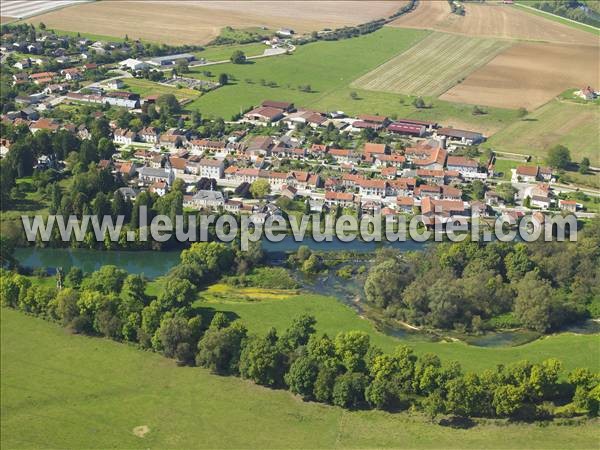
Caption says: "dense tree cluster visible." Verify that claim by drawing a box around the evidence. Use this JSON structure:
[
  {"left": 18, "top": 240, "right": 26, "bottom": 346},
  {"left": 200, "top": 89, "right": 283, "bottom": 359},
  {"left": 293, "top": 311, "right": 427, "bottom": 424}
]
[
  {"left": 364, "top": 221, "right": 600, "bottom": 333},
  {"left": 531, "top": 1, "right": 600, "bottom": 28},
  {"left": 0, "top": 242, "right": 263, "bottom": 360}
]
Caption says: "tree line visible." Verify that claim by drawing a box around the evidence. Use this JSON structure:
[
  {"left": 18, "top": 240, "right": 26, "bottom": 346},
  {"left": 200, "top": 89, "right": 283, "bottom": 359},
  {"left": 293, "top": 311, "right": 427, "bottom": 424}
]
[
  {"left": 1, "top": 249, "right": 598, "bottom": 421},
  {"left": 364, "top": 220, "right": 600, "bottom": 333}
]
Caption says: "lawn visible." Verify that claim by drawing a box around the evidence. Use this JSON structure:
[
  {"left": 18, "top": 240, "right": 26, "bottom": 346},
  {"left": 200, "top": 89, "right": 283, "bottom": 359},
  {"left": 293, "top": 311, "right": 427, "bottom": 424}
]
[
  {"left": 186, "top": 27, "right": 430, "bottom": 119},
  {"left": 483, "top": 99, "right": 600, "bottom": 166},
  {"left": 2, "top": 307, "right": 599, "bottom": 449},
  {"left": 351, "top": 32, "right": 512, "bottom": 97},
  {"left": 491, "top": 158, "right": 535, "bottom": 180},
  {"left": 121, "top": 79, "right": 201, "bottom": 102}
]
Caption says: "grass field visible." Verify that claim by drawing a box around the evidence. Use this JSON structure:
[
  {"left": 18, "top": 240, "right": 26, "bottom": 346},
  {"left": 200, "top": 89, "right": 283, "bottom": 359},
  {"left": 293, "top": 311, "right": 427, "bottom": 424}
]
[
  {"left": 2, "top": 307, "right": 599, "bottom": 449},
  {"left": 483, "top": 99, "right": 600, "bottom": 166},
  {"left": 120, "top": 79, "right": 201, "bottom": 102},
  {"left": 194, "top": 43, "right": 268, "bottom": 63},
  {"left": 39, "top": 27, "right": 129, "bottom": 43},
  {"left": 186, "top": 27, "right": 430, "bottom": 118},
  {"left": 190, "top": 290, "right": 600, "bottom": 373},
  {"left": 351, "top": 32, "right": 512, "bottom": 97}
]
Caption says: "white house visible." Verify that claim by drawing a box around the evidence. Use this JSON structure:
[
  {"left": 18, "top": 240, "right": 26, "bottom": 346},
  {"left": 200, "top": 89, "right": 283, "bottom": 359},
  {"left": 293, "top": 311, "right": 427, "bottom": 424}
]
[
  {"left": 106, "top": 79, "right": 124, "bottom": 90},
  {"left": 113, "top": 128, "right": 137, "bottom": 145},
  {"left": 197, "top": 159, "right": 224, "bottom": 179},
  {"left": 138, "top": 127, "right": 159, "bottom": 144},
  {"left": 187, "top": 190, "right": 225, "bottom": 210},
  {"left": 138, "top": 166, "right": 174, "bottom": 185},
  {"left": 446, "top": 156, "right": 479, "bottom": 176}
]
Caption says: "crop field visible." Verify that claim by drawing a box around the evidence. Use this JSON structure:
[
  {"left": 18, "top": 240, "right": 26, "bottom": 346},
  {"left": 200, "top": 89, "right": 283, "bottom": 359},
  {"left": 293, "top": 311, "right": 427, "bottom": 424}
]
[
  {"left": 351, "top": 32, "right": 512, "bottom": 97},
  {"left": 440, "top": 42, "right": 600, "bottom": 110},
  {"left": 388, "top": 1, "right": 599, "bottom": 46},
  {"left": 483, "top": 99, "right": 600, "bottom": 166},
  {"left": 25, "top": 0, "right": 408, "bottom": 45},
  {"left": 2, "top": 308, "right": 599, "bottom": 449},
  {"left": 0, "top": 0, "right": 85, "bottom": 19}
]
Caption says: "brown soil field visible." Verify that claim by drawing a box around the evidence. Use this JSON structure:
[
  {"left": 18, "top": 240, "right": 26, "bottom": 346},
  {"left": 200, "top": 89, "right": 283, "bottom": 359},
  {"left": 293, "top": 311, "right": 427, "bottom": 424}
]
[
  {"left": 26, "top": 0, "right": 408, "bottom": 45},
  {"left": 439, "top": 42, "right": 600, "bottom": 110},
  {"left": 389, "top": 1, "right": 599, "bottom": 46}
]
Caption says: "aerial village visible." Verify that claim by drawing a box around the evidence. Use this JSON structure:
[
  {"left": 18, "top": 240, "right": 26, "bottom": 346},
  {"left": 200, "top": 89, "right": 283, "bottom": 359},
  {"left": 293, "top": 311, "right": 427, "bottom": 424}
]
[{"left": 1, "top": 26, "right": 591, "bottom": 230}]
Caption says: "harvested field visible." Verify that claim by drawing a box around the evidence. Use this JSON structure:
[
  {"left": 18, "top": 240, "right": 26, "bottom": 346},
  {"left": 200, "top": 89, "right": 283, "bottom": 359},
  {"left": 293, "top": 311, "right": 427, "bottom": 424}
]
[
  {"left": 440, "top": 42, "right": 600, "bottom": 110},
  {"left": 351, "top": 32, "right": 512, "bottom": 97},
  {"left": 25, "top": 0, "right": 408, "bottom": 45},
  {"left": 1, "top": 0, "right": 85, "bottom": 19},
  {"left": 389, "top": 1, "right": 599, "bottom": 46}
]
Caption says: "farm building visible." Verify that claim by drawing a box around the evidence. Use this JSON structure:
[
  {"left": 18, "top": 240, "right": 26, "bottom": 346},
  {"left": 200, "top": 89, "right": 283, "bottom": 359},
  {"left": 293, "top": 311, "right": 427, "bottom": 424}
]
[
  {"left": 261, "top": 100, "right": 295, "bottom": 112},
  {"left": 436, "top": 128, "right": 484, "bottom": 145},
  {"left": 119, "top": 58, "right": 150, "bottom": 71},
  {"left": 244, "top": 106, "right": 284, "bottom": 124},
  {"left": 387, "top": 122, "right": 426, "bottom": 137},
  {"left": 146, "top": 53, "right": 196, "bottom": 66},
  {"left": 395, "top": 118, "right": 438, "bottom": 131}
]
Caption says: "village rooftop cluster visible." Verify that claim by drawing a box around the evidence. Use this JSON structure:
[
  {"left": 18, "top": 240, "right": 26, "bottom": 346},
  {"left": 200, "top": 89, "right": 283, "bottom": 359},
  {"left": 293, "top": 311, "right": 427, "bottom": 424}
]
[{"left": 1, "top": 27, "right": 593, "bottom": 242}]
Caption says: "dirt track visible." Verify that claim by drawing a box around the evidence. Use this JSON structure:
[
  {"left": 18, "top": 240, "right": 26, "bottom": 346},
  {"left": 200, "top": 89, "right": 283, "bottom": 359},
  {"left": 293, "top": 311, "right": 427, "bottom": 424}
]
[
  {"left": 440, "top": 42, "right": 600, "bottom": 110},
  {"left": 26, "top": 0, "right": 408, "bottom": 45},
  {"left": 389, "top": 1, "right": 599, "bottom": 46}
]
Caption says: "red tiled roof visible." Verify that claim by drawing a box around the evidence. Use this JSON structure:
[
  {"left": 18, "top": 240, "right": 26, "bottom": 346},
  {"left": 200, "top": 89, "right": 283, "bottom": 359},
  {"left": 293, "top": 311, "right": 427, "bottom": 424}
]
[
  {"left": 364, "top": 142, "right": 386, "bottom": 156},
  {"left": 447, "top": 156, "right": 478, "bottom": 168},
  {"left": 516, "top": 165, "right": 539, "bottom": 176}
]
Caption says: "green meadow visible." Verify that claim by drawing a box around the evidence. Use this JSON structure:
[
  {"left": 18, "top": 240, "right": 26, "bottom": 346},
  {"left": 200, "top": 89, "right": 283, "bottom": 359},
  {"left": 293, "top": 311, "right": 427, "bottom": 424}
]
[
  {"left": 2, "top": 307, "right": 599, "bottom": 449},
  {"left": 194, "top": 42, "right": 268, "bottom": 62},
  {"left": 185, "top": 28, "right": 430, "bottom": 119},
  {"left": 146, "top": 281, "right": 600, "bottom": 374},
  {"left": 483, "top": 99, "right": 600, "bottom": 166},
  {"left": 120, "top": 78, "right": 201, "bottom": 101}
]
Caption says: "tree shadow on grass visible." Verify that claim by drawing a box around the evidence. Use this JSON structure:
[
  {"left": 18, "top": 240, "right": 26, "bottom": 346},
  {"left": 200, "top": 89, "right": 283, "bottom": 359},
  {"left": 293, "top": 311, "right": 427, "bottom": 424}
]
[
  {"left": 11, "top": 198, "right": 46, "bottom": 212},
  {"left": 193, "top": 305, "right": 240, "bottom": 325},
  {"left": 438, "top": 416, "right": 477, "bottom": 429}
]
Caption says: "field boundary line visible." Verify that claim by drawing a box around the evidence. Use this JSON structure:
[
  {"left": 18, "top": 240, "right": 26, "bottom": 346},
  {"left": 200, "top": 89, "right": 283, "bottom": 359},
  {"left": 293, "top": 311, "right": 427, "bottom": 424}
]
[{"left": 515, "top": 3, "right": 600, "bottom": 33}]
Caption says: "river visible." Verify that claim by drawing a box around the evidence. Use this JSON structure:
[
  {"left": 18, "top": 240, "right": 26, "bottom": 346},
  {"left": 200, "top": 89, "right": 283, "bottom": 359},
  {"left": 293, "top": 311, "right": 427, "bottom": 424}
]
[
  {"left": 13, "top": 239, "right": 597, "bottom": 347},
  {"left": 14, "top": 236, "right": 430, "bottom": 277}
]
